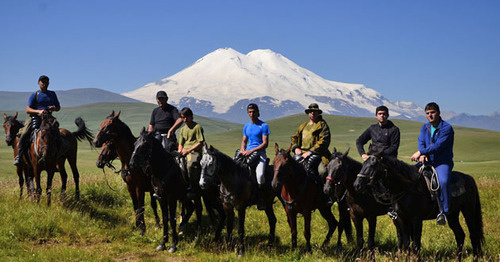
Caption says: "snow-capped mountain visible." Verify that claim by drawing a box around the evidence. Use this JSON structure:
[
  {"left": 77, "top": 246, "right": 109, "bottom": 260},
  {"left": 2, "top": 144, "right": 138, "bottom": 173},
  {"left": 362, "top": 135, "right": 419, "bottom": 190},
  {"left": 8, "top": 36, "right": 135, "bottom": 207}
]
[{"left": 123, "top": 48, "right": 422, "bottom": 122}]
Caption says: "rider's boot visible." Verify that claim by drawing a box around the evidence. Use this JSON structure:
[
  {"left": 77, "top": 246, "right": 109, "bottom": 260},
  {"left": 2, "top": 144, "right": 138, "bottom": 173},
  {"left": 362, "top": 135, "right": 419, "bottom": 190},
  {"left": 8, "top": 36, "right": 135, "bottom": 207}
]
[
  {"left": 13, "top": 136, "right": 26, "bottom": 166},
  {"left": 436, "top": 212, "right": 447, "bottom": 226}
]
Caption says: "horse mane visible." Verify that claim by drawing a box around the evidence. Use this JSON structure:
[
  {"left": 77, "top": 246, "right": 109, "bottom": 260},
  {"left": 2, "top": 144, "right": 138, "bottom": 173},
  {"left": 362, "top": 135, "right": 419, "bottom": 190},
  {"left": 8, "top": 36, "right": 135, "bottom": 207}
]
[
  {"left": 4, "top": 115, "right": 24, "bottom": 127},
  {"left": 383, "top": 156, "right": 420, "bottom": 182},
  {"left": 113, "top": 116, "right": 137, "bottom": 142}
]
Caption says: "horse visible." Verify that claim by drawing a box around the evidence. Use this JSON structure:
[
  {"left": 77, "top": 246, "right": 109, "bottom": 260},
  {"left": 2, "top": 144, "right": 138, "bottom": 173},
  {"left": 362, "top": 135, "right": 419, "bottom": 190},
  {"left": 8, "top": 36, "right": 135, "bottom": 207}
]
[
  {"left": 323, "top": 148, "right": 402, "bottom": 252},
  {"left": 96, "top": 141, "right": 118, "bottom": 169},
  {"left": 3, "top": 113, "right": 34, "bottom": 199},
  {"left": 93, "top": 111, "right": 161, "bottom": 233},
  {"left": 29, "top": 115, "right": 94, "bottom": 205},
  {"left": 272, "top": 143, "right": 338, "bottom": 253},
  {"left": 129, "top": 128, "right": 195, "bottom": 253},
  {"left": 353, "top": 148, "right": 484, "bottom": 261},
  {"left": 199, "top": 143, "right": 277, "bottom": 257}
]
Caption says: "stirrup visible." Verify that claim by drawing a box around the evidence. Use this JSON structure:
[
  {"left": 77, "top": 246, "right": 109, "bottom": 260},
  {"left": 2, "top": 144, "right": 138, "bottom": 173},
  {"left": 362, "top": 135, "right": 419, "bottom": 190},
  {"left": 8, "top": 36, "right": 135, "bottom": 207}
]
[
  {"left": 387, "top": 210, "right": 398, "bottom": 220},
  {"left": 436, "top": 212, "right": 447, "bottom": 226}
]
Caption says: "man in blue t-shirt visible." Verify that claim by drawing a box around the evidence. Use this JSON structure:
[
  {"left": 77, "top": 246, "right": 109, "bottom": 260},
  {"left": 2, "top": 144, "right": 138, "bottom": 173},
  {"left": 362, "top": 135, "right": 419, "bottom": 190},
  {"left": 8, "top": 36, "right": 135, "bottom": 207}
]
[
  {"left": 14, "top": 75, "right": 61, "bottom": 166},
  {"left": 239, "top": 103, "right": 270, "bottom": 210}
]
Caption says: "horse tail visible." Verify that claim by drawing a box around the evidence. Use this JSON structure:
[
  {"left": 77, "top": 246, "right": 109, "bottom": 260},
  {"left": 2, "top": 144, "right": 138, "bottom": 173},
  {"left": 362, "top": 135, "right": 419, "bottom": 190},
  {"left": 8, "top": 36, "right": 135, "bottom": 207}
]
[
  {"left": 72, "top": 117, "right": 95, "bottom": 148},
  {"left": 472, "top": 177, "right": 485, "bottom": 248}
]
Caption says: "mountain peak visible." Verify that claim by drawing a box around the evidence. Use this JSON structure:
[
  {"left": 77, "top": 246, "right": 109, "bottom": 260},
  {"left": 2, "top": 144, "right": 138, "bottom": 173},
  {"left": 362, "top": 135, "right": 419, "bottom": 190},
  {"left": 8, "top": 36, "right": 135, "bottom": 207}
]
[{"left": 122, "top": 47, "right": 422, "bottom": 121}]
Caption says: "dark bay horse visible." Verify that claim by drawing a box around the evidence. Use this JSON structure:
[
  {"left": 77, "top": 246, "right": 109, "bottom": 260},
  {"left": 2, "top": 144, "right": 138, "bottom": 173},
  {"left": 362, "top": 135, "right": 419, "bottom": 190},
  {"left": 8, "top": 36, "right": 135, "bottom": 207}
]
[
  {"left": 96, "top": 141, "right": 118, "bottom": 169},
  {"left": 324, "top": 148, "right": 401, "bottom": 251},
  {"left": 199, "top": 143, "right": 277, "bottom": 257},
  {"left": 353, "top": 151, "right": 484, "bottom": 261},
  {"left": 272, "top": 143, "right": 337, "bottom": 253},
  {"left": 3, "top": 113, "right": 33, "bottom": 198},
  {"left": 93, "top": 111, "right": 160, "bottom": 233},
  {"left": 30, "top": 115, "right": 93, "bottom": 205},
  {"left": 129, "top": 128, "right": 195, "bottom": 253}
]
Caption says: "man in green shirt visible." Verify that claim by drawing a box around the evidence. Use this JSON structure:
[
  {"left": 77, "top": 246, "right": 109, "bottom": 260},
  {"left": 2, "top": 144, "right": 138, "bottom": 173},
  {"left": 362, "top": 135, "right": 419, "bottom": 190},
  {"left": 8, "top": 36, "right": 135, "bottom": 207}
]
[{"left": 178, "top": 107, "right": 205, "bottom": 195}]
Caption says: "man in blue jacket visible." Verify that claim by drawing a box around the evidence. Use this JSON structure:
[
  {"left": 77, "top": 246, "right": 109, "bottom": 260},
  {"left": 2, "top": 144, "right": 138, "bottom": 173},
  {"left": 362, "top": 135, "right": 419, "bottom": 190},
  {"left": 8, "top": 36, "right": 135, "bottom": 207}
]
[{"left": 411, "top": 102, "right": 454, "bottom": 225}]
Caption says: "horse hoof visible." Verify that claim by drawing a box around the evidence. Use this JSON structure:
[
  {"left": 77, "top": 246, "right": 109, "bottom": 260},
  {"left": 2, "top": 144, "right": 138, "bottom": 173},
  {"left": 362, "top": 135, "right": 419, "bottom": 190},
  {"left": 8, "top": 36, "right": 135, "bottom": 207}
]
[
  {"left": 168, "top": 246, "right": 177, "bottom": 253},
  {"left": 155, "top": 245, "right": 166, "bottom": 251}
]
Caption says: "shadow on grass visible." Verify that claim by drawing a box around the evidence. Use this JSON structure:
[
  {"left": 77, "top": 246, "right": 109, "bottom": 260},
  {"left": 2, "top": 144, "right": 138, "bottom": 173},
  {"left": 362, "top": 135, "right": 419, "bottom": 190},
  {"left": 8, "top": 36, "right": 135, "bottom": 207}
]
[{"left": 60, "top": 187, "right": 127, "bottom": 227}]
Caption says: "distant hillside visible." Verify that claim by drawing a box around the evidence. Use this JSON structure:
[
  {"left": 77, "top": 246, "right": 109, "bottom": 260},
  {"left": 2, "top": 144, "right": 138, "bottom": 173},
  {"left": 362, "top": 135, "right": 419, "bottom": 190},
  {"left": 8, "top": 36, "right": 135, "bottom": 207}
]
[
  {"left": 2, "top": 102, "right": 241, "bottom": 136},
  {"left": 0, "top": 88, "right": 140, "bottom": 111}
]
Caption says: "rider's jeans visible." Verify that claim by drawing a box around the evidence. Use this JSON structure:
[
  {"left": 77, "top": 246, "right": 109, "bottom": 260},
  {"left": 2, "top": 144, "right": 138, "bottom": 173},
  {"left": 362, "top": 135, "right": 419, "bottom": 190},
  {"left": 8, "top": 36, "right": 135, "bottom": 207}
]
[{"left": 435, "top": 163, "right": 453, "bottom": 213}]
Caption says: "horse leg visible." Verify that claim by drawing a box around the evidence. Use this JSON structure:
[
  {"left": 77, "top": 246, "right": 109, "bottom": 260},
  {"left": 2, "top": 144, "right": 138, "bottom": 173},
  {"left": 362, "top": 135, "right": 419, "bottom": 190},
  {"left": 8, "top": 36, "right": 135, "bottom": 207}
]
[
  {"left": 137, "top": 190, "right": 146, "bottom": 235},
  {"left": 213, "top": 199, "right": 226, "bottom": 242},
  {"left": 194, "top": 195, "right": 203, "bottom": 234},
  {"left": 203, "top": 193, "right": 217, "bottom": 225},
  {"left": 126, "top": 185, "right": 142, "bottom": 233},
  {"left": 156, "top": 199, "right": 168, "bottom": 251},
  {"left": 447, "top": 211, "right": 465, "bottom": 261},
  {"left": 67, "top": 154, "right": 80, "bottom": 200},
  {"left": 353, "top": 215, "right": 365, "bottom": 250},
  {"left": 366, "top": 216, "right": 377, "bottom": 250},
  {"left": 225, "top": 205, "right": 235, "bottom": 245},
  {"left": 463, "top": 197, "right": 484, "bottom": 261},
  {"left": 288, "top": 210, "right": 298, "bottom": 249},
  {"left": 264, "top": 204, "right": 277, "bottom": 247},
  {"left": 179, "top": 199, "right": 195, "bottom": 234},
  {"left": 149, "top": 192, "right": 161, "bottom": 229},
  {"left": 46, "top": 169, "right": 55, "bottom": 206},
  {"left": 303, "top": 210, "right": 312, "bottom": 254},
  {"left": 410, "top": 218, "right": 423, "bottom": 258},
  {"left": 237, "top": 208, "right": 246, "bottom": 257},
  {"left": 168, "top": 199, "right": 179, "bottom": 253},
  {"left": 318, "top": 205, "right": 337, "bottom": 248},
  {"left": 337, "top": 199, "right": 353, "bottom": 248},
  {"left": 57, "top": 159, "right": 68, "bottom": 199},
  {"left": 33, "top": 165, "right": 42, "bottom": 203}
]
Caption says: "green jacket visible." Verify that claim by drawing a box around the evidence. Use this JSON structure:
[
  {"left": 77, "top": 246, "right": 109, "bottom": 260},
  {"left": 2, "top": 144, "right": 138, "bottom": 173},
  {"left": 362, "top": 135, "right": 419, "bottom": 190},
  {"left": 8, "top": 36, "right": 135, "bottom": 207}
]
[{"left": 291, "top": 118, "right": 331, "bottom": 164}]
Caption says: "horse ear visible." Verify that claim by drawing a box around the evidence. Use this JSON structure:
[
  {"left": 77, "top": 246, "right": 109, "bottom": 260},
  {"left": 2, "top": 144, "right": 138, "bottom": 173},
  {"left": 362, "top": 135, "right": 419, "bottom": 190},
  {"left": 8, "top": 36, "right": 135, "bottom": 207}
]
[
  {"left": 333, "top": 147, "right": 337, "bottom": 153},
  {"left": 203, "top": 142, "right": 208, "bottom": 153},
  {"left": 115, "top": 111, "right": 121, "bottom": 119},
  {"left": 3, "top": 113, "right": 7, "bottom": 121},
  {"left": 109, "top": 110, "right": 115, "bottom": 117},
  {"left": 141, "top": 126, "right": 146, "bottom": 134},
  {"left": 274, "top": 143, "right": 279, "bottom": 154},
  {"left": 342, "top": 147, "right": 350, "bottom": 158},
  {"left": 209, "top": 145, "right": 214, "bottom": 152},
  {"left": 14, "top": 112, "right": 18, "bottom": 119},
  {"left": 287, "top": 143, "right": 292, "bottom": 153}
]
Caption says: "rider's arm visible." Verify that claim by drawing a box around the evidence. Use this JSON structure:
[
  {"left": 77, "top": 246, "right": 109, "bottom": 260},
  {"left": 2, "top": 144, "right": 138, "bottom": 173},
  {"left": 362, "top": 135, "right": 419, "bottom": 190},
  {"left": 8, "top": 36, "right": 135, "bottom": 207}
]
[
  {"left": 148, "top": 124, "right": 154, "bottom": 132},
  {"left": 309, "top": 121, "right": 330, "bottom": 155},
  {"left": 167, "top": 118, "right": 183, "bottom": 138},
  {"left": 356, "top": 127, "right": 371, "bottom": 157},
  {"left": 248, "top": 134, "right": 269, "bottom": 154},
  {"left": 420, "top": 124, "right": 454, "bottom": 155},
  {"left": 291, "top": 122, "right": 306, "bottom": 154},
  {"left": 383, "top": 126, "right": 400, "bottom": 156},
  {"left": 25, "top": 105, "right": 44, "bottom": 116},
  {"left": 240, "top": 135, "right": 248, "bottom": 153}
]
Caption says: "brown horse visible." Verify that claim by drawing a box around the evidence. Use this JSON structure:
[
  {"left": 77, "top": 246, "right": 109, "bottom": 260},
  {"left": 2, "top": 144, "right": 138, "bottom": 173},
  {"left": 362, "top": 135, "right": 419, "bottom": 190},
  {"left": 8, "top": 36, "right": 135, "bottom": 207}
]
[
  {"left": 30, "top": 115, "right": 93, "bottom": 205},
  {"left": 324, "top": 148, "right": 402, "bottom": 251},
  {"left": 95, "top": 139, "right": 161, "bottom": 228},
  {"left": 93, "top": 111, "right": 161, "bottom": 233},
  {"left": 272, "top": 143, "right": 337, "bottom": 253},
  {"left": 3, "top": 113, "right": 34, "bottom": 198}
]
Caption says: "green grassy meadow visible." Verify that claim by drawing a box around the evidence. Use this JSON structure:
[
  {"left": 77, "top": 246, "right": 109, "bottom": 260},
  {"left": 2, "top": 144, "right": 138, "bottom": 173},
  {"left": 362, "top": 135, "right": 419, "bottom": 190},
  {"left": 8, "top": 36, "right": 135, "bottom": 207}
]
[{"left": 1, "top": 107, "right": 499, "bottom": 261}]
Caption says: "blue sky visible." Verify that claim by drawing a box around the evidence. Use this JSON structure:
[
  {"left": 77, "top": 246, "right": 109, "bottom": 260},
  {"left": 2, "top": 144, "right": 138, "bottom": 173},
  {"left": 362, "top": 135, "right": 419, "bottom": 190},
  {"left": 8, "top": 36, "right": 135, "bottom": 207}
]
[{"left": 1, "top": 1, "right": 499, "bottom": 115}]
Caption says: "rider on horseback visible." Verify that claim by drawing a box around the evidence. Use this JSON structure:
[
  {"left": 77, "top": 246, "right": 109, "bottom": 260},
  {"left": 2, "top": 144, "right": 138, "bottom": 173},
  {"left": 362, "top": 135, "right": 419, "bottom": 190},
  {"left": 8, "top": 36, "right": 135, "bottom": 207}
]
[
  {"left": 13, "top": 75, "right": 60, "bottom": 166},
  {"left": 239, "top": 103, "right": 270, "bottom": 210},
  {"left": 411, "top": 102, "right": 454, "bottom": 226},
  {"left": 291, "top": 103, "right": 331, "bottom": 199},
  {"left": 178, "top": 107, "right": 205, "bottom": 197},
  {"left": 148, "top": 91, "right": 183, "bottom": 151},
  {"left": 356, "top": 105, "right": 401, "bottom": 219}
]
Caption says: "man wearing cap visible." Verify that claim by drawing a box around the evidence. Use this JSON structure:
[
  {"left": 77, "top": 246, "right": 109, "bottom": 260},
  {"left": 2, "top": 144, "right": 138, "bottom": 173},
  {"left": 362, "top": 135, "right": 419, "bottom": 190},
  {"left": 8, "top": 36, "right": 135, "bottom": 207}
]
[
  {"left": 148, "top": 91, "right": 183, "bottom": 151},
  {"left": 291, "top": 103, "right": 331, "bottom": 185},
  {"left": 14, "top": 75, "right": 61, "bottom": 166},
  {"left": 356, "top": 105, "right": 400, "bottom": 161}
]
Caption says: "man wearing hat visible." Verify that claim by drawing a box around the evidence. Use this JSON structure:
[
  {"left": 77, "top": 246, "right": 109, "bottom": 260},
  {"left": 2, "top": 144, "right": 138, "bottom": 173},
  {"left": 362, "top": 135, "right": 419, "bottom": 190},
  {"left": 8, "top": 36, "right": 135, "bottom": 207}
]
[
  {"left": 14, "top": 75, "right": 61, "bottom": 166},
  {"left": 148, "top": 91, "right": 183, "bottom": 151},
  {"left": 291, "top": 103, "right": 331, "bottom": 185}
]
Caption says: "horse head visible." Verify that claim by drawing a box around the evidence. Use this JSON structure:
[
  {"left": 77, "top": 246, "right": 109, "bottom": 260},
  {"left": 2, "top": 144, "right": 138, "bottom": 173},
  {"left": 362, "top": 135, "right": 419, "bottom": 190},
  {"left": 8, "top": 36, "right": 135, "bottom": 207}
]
[
  {"left": 96, "top": 141, "right": 118, "bottom": 169},
  {"left": 271, "top": 143, "right": 294, "bottom": 190},
  {"left": 129, "top": 127, "right": 153, "bottom": 174},
  {"left": 324, "top": 147, "right": 350, "bottom": 196},
  {"left": 199, "top": 143, "right": 218, "bottom": 190},
  {"left": 353, "top": 145, "right": 386, "bottom": 192},
  {"left": 3, "top": 112, "right": 23, "bottom": 146},
  {"left": 37, "top": 115, "right": 59, "bottom": 161},
  {"left": 93, "top": 110, "right": 121, "bottom": 148}
]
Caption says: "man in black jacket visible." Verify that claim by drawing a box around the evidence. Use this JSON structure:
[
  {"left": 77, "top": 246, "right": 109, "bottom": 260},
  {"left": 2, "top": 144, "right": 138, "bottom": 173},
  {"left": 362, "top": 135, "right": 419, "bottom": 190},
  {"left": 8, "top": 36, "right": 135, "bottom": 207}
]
[{"left": 356, "top": 105, "right": 400, "bottom": 161}]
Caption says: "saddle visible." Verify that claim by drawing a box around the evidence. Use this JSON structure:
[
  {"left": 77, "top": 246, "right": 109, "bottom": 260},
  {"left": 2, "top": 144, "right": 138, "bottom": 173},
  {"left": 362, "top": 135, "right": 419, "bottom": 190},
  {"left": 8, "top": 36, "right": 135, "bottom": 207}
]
[{"left": 420, "top": 165, "right": 466, "bottom": 199}]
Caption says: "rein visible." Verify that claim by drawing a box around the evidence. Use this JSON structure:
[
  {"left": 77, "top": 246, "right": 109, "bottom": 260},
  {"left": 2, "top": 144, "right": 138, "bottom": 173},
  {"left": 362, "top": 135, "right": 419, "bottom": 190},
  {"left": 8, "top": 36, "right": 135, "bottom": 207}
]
[{"left": 101, "top": 164, "right": 125, "bottom": 192}]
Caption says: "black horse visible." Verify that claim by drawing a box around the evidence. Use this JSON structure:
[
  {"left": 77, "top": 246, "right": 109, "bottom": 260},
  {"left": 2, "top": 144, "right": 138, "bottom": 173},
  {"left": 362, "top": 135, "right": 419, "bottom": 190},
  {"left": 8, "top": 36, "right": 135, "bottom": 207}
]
[
  {"left": 353, "top": 148, "right": 484, "bottom": 261},
  {"left": 129, "top": 128, "right": 195, "bottom": 253},
  {"left": 324, "top": 148, "right": 401, "bottom": 251},
  {"left": 199, "top": 143, "right": 277, "bottom": 257}
]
